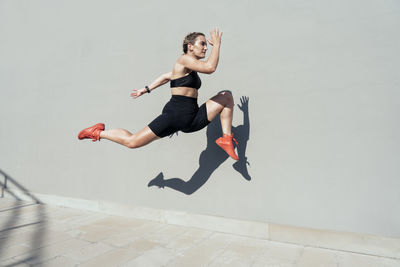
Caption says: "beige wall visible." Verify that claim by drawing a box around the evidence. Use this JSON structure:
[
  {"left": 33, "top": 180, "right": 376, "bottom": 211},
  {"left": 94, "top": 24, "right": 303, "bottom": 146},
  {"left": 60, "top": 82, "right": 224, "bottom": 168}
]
[{"left": 1, "top": 0, "right": 399, "bottom": 237}]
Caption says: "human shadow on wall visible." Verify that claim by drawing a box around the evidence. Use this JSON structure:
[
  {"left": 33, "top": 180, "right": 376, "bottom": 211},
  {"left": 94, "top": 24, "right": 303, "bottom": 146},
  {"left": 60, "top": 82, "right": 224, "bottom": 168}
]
[
  {"left": 148, "top": 96, "right": 250, "bottom": 195},
  {"left": 0, "top": 169, "right": 47, "bottom": 266}
]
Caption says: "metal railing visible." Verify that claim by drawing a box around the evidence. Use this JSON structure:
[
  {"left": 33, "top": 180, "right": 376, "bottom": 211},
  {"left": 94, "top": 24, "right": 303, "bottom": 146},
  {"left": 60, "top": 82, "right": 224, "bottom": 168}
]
[{"left": 0, "top": 170, "right": 7, "bottom": 198}]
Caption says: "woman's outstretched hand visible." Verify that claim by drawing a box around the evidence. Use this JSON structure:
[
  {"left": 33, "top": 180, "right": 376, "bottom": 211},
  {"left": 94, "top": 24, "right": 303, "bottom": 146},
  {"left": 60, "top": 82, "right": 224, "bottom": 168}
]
[
  {"left": 130, "top": 88, "right": 147, "bottom": 99},
  {"left": 207, "top": 28, "right": 222, "bottom": 47}
]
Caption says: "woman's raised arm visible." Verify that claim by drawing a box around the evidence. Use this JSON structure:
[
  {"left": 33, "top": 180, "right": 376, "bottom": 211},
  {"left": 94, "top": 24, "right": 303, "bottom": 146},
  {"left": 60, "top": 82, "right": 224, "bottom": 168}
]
[{"left": 180, "top": 28, "right": 223, "bottom": 74}]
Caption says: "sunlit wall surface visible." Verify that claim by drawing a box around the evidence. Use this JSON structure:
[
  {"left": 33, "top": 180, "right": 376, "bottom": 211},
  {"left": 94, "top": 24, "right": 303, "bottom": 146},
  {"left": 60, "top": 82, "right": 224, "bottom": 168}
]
[{"left": 1, "top": 0, "right": 399, "bottom": 237}]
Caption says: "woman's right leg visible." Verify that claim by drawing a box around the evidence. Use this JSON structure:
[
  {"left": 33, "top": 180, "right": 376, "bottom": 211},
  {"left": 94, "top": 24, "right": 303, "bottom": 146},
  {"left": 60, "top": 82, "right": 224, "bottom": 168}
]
[
  {"left": 100, "top": 126, "right": 160, "bottom": 149},
  {"left": 205, "top": 91, "right": 234, "bottom": 135},
  {"left": 205, "top": 91, "right": 239, "bottom": 160}
]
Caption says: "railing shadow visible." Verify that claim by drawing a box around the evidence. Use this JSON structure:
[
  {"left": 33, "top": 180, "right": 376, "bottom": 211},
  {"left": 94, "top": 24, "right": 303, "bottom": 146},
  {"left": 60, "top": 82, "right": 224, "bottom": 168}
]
[
  {"left": 148, "top": 96, "right": 251, "bottom": 195},
  {"left": 0, "top": 169, "right": 47, "bottom": 266}
]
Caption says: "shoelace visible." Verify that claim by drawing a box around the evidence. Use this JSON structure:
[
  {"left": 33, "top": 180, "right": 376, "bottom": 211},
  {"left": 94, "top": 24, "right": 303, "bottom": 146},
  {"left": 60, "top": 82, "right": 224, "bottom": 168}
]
[
  {"left": 230, "top": 133, "right": 238, "bottom": 146},
  {"left": 232, "top": 136, "right": 238, "bottom": 146},
  {"left": 92, "top": 129, "right": 101, "bottom": 141}
]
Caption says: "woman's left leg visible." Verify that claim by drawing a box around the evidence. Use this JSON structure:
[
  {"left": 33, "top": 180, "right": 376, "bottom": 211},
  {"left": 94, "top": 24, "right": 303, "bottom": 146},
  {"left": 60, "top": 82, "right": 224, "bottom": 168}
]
[
  {"left": 78, "top": 123, "right": 160, "bottom": 148},
  {"left": 99, "top": 126, "right": 160, "bottom": 148}
]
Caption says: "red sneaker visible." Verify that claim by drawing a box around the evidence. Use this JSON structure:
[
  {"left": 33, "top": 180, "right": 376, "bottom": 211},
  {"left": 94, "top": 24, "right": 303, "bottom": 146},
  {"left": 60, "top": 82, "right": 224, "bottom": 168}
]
[
  {"left": 78, "top": 123, "right": 105, "bottom": 142},
  {"left": 216, "top": 133, "right": 239, "bottom": 160}
]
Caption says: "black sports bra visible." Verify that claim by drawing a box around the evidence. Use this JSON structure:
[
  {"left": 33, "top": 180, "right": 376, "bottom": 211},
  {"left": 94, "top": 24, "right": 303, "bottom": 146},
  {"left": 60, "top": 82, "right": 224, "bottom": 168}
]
[{"left": 170, "top": 71, "right": 201, "bottom": 90}]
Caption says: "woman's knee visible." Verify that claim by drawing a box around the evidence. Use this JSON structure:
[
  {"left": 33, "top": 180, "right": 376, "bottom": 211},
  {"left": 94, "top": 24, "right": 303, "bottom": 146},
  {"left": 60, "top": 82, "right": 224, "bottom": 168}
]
[
  {"left": 219, "top": 91, "right": 234, "bottom": 107},
  {"left": 126, "top": 131, "right": 157, "bottom": 149}
]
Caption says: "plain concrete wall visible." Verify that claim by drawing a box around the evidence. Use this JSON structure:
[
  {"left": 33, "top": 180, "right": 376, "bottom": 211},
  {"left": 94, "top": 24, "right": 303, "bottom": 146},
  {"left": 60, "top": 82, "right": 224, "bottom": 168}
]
[{"left": 1, "top": 0, "right": 399, "bottom": 237}]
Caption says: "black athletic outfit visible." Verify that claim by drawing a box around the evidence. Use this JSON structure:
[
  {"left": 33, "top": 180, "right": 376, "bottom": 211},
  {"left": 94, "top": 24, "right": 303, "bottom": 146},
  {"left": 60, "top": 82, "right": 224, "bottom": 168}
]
[{"left": 148, "top": 71, "right": 210, "bottom": 137}]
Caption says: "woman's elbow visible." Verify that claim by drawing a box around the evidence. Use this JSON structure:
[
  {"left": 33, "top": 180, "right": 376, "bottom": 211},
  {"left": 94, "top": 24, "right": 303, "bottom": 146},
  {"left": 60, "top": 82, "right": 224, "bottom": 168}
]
[
  {"left": 163, "top": 72, "right": 172, "bottom": 81},
  {"left": 204, "top": 65, "right": 216, "bottom": 74}
]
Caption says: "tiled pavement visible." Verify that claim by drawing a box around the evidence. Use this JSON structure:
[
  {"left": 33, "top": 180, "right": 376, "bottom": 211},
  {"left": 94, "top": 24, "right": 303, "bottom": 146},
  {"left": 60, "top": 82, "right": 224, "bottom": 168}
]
[{"left": 0, "top": 198, "right": 399, "bottom": 267}]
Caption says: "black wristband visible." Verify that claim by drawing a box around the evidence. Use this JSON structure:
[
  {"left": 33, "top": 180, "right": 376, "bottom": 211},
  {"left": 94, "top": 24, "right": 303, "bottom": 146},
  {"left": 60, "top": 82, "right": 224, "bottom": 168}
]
[{"left": 145, "top": 86, "right": 151, "bottom": 93}]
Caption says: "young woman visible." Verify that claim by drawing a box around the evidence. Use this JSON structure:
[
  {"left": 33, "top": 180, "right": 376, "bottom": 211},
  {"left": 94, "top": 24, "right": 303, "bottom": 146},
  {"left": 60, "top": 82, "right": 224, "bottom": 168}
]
[{"left": 78, "top": 28, "right": 238, "bottom": 160}]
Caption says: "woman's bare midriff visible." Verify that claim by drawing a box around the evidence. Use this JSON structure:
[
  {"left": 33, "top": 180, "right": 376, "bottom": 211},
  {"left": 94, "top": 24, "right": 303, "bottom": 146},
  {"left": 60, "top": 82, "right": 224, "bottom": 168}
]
[{"left": 171, "top": 87, "right": 198, "bottom": 98}]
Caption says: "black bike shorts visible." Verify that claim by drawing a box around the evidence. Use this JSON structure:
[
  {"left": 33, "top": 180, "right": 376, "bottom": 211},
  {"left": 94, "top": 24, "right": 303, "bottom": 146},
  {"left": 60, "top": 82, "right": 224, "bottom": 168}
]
[{"left": 148, "top": 95, "right": 210, "bottom": 138}]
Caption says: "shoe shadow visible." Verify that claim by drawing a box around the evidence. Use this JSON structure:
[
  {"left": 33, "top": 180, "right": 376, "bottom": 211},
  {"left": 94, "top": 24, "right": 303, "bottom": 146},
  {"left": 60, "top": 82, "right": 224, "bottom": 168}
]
[{"left": 148, "top": 96, "right": 251, "bottom": 195}]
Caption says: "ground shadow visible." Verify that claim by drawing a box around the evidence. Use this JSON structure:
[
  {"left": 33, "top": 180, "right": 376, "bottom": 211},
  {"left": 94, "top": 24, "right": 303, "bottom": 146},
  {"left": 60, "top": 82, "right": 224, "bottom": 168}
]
[
  {"left": 148, "top": 96, "right": 250, "bottom": 195},
  {"left": 0, "top": 169, "right": 47, "bottom": 266}
]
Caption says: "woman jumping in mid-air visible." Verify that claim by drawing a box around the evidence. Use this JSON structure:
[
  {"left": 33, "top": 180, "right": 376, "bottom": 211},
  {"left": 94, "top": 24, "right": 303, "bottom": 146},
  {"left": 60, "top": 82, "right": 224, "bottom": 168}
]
[{"left": 78, "top": 28, "right": 238, "bottom": 160}]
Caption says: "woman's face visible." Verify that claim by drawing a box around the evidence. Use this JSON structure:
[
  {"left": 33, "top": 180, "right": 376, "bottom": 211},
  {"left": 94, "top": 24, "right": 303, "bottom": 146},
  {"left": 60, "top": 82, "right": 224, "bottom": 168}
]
[{"left": 189, "top": 36, "right": 208, "bottom": 59}]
